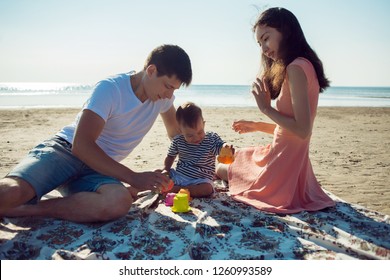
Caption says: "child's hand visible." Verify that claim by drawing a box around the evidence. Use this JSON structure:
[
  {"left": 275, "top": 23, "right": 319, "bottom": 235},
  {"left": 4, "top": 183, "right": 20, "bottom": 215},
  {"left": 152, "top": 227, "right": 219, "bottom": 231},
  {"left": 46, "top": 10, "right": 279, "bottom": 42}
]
[
  {"left": 154, "top": 169, "right": 171, "bottom": 175},
  {"left": 223, "top": 144, "right": 235, "bottom": 155}
]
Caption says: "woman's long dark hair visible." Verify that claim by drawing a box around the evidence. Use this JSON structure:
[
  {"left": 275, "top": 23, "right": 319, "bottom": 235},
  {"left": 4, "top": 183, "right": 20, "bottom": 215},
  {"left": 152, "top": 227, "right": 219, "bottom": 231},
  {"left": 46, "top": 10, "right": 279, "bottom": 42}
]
[{"left": 254, "top": 7, "right": 330, "bottom": 99}]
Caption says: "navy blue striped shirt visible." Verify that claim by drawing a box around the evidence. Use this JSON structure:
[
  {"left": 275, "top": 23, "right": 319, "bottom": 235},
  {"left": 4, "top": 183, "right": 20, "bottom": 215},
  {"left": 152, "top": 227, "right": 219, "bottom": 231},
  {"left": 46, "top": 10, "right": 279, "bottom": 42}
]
[{"left": 167, "top": 132, "right": 225, "bottom": 180}]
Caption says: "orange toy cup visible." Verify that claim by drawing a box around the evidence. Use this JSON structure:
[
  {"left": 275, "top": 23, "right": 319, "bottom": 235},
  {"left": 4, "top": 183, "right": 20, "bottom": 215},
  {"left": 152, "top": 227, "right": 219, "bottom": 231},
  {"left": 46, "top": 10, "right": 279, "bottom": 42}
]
[
  {"left": 178, "top": 188, "right": 191, "bottom": 201},
  {"left": 217, "top": 146, "right": 234, "bottom": 164},
  {"left": 217, "top": 156, "right": 234, "bottom": 164}
]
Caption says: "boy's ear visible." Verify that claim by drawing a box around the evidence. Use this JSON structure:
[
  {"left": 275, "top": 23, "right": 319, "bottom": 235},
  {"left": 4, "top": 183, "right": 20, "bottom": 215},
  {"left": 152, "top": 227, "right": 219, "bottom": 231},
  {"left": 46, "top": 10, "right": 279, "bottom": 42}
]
[{"left": 146, "top": 64, "right": 157, "bottom": 77}]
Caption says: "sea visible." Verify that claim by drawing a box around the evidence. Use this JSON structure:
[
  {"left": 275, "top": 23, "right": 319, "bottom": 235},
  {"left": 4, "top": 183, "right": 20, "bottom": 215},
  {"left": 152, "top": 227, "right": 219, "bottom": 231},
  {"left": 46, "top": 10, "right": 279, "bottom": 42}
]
[{"left": 1, "top": 83, "right": 390, "bottom": 108}]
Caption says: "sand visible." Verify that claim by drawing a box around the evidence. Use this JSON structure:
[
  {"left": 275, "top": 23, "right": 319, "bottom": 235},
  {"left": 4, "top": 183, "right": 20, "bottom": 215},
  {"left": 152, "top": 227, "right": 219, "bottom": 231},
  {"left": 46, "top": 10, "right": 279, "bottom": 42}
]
[{"left": 0, "top": 107, "right": 389, "bottom": 215}]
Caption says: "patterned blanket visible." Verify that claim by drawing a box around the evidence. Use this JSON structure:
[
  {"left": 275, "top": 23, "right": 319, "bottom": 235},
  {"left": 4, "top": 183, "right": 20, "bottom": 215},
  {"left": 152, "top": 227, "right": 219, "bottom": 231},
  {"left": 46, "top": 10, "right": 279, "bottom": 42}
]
[{"left": 1, "top": 181, "right": 389, "bottom": 260}]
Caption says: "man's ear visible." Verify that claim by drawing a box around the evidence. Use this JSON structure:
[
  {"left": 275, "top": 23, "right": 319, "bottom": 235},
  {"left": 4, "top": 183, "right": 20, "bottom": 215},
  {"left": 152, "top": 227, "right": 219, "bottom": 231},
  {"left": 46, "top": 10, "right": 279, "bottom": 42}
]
[{"left": 146, "top": 64, "right": 157, "bottom": 77}]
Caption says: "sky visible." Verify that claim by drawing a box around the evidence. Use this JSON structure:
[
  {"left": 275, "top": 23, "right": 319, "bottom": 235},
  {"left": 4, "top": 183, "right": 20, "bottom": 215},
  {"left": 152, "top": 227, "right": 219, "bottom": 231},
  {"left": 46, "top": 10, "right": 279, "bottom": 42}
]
[{"left": 0, "top": 0, "right": 389, "bottom": 87}]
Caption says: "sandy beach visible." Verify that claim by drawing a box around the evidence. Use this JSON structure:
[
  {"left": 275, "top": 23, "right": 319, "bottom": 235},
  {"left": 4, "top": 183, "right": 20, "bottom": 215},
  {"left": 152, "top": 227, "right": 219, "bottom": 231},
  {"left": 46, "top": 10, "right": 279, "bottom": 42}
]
[{"left": 0, "top": 107, "right": 389, "bottom": 215}]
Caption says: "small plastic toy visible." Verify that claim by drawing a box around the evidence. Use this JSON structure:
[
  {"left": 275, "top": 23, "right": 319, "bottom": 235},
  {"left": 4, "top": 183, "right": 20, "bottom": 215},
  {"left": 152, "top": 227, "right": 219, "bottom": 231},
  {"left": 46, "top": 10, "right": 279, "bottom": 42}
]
[
  {"left": 161, "top": 179, "right": 174, "bottom": 193},
  {"left": 178, "top": 188, "right": 191, "bottom": 201},
  {"left": 171, "top": 193, "right": 191, "bottom": 213},
  {"left": 165, "top": 192, "right": 176, "bottom": 206},
  {"left": 217, "top": 146, "right": 234, "bottom": 164}
]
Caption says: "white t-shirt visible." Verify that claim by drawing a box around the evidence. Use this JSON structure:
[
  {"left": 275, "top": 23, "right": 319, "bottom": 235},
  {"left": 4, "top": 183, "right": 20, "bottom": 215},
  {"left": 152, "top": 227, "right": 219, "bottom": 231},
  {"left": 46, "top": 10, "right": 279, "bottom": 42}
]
[{"left": 57, "top": 72, "right": 174, "bottom": 162}]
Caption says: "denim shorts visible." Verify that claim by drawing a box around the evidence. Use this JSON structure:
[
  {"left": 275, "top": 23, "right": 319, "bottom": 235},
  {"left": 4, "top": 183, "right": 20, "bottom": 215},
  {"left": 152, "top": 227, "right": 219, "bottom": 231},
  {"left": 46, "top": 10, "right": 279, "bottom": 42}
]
[
  {"left": 169, "top": 169, "right": 214, "bottom": 187},
  {"left": 7, "top": 136, "right": 124, "bottom": 203}
]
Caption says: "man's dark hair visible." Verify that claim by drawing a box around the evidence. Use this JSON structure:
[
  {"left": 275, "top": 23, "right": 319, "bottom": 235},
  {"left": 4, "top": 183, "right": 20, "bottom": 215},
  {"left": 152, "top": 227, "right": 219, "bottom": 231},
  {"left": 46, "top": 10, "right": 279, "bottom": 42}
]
[{"left": 144, "top": 44, "right": 192, "bottom": 86}]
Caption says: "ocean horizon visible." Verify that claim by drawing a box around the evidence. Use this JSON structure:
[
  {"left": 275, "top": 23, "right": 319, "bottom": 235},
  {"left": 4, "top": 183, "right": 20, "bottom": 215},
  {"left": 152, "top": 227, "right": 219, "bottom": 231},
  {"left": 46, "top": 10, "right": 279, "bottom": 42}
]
[{"left": 1, "top": 83, "right": 390, "bottom": 108}]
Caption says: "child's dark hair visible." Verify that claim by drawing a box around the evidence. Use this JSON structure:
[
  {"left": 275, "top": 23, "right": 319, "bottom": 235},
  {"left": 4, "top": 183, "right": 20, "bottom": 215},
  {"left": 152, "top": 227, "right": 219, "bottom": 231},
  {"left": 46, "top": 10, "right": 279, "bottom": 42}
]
[
  {"left": 176, "top": 102, "right": 203, "bottom": 128},
  {"left": 253, "top": 7, "right": 330, "bottom": 99},
  {"left": 144, "top": 44, "right": 192, "bottom": 87}
]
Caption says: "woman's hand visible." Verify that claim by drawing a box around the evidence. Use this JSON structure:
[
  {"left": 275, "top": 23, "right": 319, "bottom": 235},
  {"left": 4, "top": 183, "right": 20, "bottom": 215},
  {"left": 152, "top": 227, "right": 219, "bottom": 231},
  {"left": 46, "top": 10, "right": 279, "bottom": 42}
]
[
  {"left": 232, "top": 120, "right": 257, "bottom": 134},
  {"left": 233, "top": 120, "right": 276, "bottom": 135},
  {"left": 252, "top": 77, "right": 271, "bottom": 114}
]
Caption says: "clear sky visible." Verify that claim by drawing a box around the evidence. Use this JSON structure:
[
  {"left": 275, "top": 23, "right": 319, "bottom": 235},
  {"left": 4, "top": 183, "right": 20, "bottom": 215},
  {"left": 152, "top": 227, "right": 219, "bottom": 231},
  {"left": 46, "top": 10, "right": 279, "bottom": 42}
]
[{"left": 1, "top": 0, "right": 389, "bottom": 86}]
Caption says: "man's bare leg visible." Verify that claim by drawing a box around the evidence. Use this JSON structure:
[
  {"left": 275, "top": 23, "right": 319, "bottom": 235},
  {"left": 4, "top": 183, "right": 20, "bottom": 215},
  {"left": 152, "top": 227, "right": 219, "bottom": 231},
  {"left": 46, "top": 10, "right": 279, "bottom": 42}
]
[
  {"left": 1, "top": 184, "right": 133, "bottom": 223},
  {"left": 0, "top": 177, "right": 36, "bottom": 213}
]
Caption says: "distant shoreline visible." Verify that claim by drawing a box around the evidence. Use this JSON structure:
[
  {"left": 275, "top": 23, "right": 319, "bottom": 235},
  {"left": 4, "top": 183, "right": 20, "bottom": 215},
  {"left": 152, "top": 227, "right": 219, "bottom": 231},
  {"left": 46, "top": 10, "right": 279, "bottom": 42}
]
[
  {"left": 1, "top": 105, "right": 390, "bottom": 110},
  {"left": 1, "top": 84, "right": 390, "bottom": 108}
]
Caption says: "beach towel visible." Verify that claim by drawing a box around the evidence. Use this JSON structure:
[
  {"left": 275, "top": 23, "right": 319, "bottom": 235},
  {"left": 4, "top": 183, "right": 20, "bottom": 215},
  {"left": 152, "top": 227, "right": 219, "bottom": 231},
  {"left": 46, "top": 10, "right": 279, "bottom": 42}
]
[{"left": 0, "top": 181, "right": 389, "bottom": 260}]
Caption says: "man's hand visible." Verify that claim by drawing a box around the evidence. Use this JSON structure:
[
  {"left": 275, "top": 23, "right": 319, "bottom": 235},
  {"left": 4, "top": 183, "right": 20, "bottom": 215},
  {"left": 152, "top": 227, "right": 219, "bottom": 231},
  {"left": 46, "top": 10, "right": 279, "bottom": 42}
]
[{"left": 130, "top": 171, "right": 171, "bottom": 193}]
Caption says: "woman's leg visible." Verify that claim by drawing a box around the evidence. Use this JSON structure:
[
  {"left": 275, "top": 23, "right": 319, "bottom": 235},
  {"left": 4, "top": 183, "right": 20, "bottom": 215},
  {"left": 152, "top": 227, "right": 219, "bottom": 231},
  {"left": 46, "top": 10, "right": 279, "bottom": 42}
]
[{"left": 216, "top": 163, "right": 229, "bottom": 181}]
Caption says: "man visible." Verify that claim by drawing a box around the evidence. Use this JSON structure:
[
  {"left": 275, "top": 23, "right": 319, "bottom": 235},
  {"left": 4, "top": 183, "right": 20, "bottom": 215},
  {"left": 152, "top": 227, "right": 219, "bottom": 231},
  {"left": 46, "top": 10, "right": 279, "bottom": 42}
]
[{"left": 0, "top": 44, "right": 192, "bottom": 223}]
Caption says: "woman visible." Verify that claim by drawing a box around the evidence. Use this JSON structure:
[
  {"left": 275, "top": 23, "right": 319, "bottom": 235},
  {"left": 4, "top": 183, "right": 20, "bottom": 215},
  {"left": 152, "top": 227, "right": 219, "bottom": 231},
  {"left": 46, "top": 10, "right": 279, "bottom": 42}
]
[{"left": 216, "top": 7, "right": 335, "bottom": 214}]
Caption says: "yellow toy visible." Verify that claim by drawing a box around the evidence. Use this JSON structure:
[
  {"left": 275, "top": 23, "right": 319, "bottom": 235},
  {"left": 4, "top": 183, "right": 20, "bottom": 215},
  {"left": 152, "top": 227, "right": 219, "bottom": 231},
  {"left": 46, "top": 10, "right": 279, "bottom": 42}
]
[{"left": 171, "top": 193, "right": 191, "bottom": 213}]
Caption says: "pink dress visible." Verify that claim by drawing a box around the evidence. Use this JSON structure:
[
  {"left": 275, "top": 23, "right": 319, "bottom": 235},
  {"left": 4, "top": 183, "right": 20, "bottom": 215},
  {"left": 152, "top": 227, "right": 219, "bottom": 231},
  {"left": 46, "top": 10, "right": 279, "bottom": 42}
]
[{"left": 228, "top": 57, "right": 335, "bottom": 214}]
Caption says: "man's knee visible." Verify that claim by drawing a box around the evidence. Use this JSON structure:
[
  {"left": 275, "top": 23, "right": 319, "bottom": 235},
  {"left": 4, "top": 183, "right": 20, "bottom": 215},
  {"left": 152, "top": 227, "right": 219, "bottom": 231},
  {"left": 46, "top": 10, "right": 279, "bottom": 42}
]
[
  {"left": 99, "top": 198, "right": 133, "bottom": 221},
  {"left": 96, "top": 186, "right": 133, "bottom": 221},
  {"left": 0, "top": 177, "right": 36, "bottom": 208}
]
